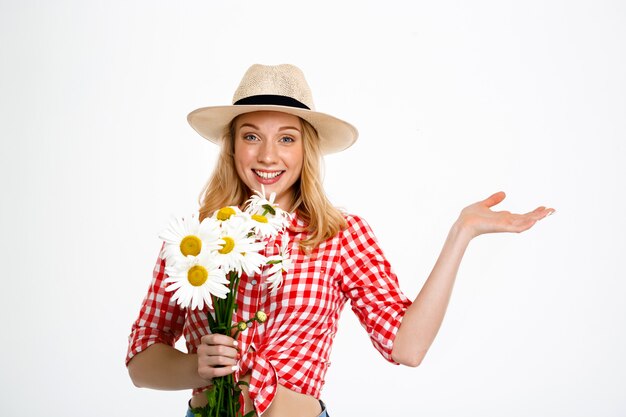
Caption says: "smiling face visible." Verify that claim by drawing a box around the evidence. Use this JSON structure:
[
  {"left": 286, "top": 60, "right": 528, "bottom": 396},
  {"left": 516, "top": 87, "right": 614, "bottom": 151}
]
[{"left": 233, "top": 111, "right": 304, "bottom": 210}]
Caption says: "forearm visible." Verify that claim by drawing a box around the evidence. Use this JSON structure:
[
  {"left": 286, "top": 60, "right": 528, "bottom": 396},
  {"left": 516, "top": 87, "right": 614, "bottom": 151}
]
[
  {"left": 127, "top": 343, "right": 209, "bottom": 390},
  {"left": 392, "top": 220, "right": 472, "bottom": 366}
]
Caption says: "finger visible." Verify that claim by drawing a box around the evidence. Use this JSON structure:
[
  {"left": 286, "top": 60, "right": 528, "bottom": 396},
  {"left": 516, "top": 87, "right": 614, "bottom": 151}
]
[
  {"left": 542, "top": 208, "right": 556, "bottom": 218},
  {"left": 201, "top": 334, "right": 238, "bottom": 348},
  {"left": 198, "top": 342, "right": 239, "bottom": 359},
  {"left": 482, "top": 191, "right": 506, "bottom": 208},
  {"left": 199, "top": 352, "right": 238, "bottom": 367},
  {"left": 510, "top": 206, "right": 557, "bottom": 230},
  {"left": 521, "top": 207, "right": 546, "bottom": 220},
  {"left": 528, "top": 206, "right": 555, "bottom": 220},
  {"left": 198, "top": 362, "right": 239, "bottom": 380}
]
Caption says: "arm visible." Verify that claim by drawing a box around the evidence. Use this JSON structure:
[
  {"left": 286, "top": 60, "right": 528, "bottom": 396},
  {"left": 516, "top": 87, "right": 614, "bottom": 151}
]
[
  {"left": 391, "top": 191, "right": 554, "bottom": 367},
  {"left": 126, "top": 244, "right": 239, "bottom": 390},
  {"left": 128, "top": 335, "right": 240, "bottom": 390},
  {"left": 128, "top": 343, "right": 206, "bottom": 390}
]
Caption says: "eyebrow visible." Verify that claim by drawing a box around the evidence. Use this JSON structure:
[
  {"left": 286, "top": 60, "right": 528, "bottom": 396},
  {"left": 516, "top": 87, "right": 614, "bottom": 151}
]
[{"left": 238, "top": 123, "right": 301, "bottom": 133}]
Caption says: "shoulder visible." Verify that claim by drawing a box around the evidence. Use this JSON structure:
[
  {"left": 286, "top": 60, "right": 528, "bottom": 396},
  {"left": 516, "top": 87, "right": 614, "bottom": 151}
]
[
  {"left": 339, "top": 212, "right": 378, "bottom": 242},
  {"left": 341, "top": 212, "right": 372, "bottom": 230},
  {"left": 336, "top": 212, "right": 390, "bottom": 267}
]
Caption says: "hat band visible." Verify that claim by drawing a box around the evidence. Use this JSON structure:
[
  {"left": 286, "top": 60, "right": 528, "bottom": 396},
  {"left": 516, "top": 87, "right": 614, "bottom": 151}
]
[{"left": 233, "top": 94, "right": 310, "bottom": 110}]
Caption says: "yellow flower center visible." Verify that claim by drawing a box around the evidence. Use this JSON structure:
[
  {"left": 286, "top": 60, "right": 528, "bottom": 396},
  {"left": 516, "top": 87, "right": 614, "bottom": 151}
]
[
  {"left": 219, "top": 236, "right": 235, "bottom": 254},
  {"left": 252, "top": 214, "right": 268, "bottom": 223},
  {"left": 216, "top": 207, "right": 236, "bottom": 221},
  {"left": 187, "top": 265, "right": 208, "bottom": 287},
  {"left": 180, "top": 235, "right": 202, "bottom": 257}
]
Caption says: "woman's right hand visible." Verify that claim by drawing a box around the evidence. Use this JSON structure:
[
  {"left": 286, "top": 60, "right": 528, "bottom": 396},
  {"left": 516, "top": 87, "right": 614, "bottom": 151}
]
[{"left": 197, "top": 334, "right": 240, "bottom": 381}]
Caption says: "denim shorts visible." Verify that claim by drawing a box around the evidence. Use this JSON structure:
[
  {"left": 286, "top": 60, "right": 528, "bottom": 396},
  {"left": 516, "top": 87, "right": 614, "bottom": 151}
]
[{"left": 186, "top": 400, "right": 329, "bottom": 417}]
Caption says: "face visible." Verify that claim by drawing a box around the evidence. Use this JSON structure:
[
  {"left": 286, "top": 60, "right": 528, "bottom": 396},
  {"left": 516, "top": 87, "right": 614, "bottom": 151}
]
[{"left": 233, "top": 111, "right": 304, "bottom": 209}]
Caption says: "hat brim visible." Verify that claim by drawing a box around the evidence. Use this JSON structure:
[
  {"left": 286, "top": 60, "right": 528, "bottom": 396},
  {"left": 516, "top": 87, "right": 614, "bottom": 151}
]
[{"left": 187, "top": 105, "right": 358, "bottom": 155}]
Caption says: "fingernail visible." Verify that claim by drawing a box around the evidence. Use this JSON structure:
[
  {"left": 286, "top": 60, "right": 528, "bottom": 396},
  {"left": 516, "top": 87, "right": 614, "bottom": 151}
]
[
  {"left": 233, "top": 340, "right": 238, "bottom": 347},
  {"left": 231, "top": 365, "right": 239, "bottom": 371}
]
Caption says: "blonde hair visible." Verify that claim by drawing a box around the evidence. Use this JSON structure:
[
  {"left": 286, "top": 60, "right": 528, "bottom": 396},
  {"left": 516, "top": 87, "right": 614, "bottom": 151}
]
[{"left": 198, "top": 115, "right": 346, "bottom": 252}]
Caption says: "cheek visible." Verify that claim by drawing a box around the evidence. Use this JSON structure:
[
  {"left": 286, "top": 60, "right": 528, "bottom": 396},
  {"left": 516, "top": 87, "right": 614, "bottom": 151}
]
[
  {"left": 233, "top": 150, "right": 253, "bottom": 186},
  {"left": 286, "top": 144, "right": 304, "bottom": 172},
  {"left": 295, "top": 150, "right": 304, "bottom": 176},
  {"left": 233, "top": 145, "right": 251, "bottom": 170},
  {"left": 294, "top": 157, "right": 304, "bottom": 177}
]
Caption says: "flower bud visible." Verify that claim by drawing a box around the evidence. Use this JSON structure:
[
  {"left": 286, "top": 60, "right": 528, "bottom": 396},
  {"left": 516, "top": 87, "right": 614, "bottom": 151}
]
[{"left": 255, "top": 311, "right": 268, "bottom": 323}]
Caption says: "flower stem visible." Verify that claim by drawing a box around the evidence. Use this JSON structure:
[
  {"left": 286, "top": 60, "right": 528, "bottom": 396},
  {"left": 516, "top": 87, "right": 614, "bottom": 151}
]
[{"left": 200, "top": 271, "right": 243, "bottom": 417}]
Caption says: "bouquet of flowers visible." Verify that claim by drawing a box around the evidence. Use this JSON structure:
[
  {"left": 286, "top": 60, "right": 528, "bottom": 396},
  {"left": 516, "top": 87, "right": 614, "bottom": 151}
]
[{"left": 158, "top": 188, "right": 293, "bottom": 417}]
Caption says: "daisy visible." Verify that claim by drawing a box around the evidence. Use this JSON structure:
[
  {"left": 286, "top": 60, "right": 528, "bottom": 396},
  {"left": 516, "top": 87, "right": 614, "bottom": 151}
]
[
  {"left": 265, "top": 235, "right": 293, "bottom": 294},
  {"left": 214, "top": 216, "right": 268, "bottom": 275},
  {"left": 244, "top": 185, "right": 277, "bottom": 212},
  {"left": 158, "top": 214, "right": 223, "bottom": 263},
  {"left": 163, "top": 252, "right": 229, "bottom": 310},
  {"left": 212, "top": 205, "right": 244, "bottom": 222},
  {"left": 244, "top": 187, "right": 291, "bottom": 238},
  {"left": 248, "top": 212, "right": 288, "bottom": 239}
]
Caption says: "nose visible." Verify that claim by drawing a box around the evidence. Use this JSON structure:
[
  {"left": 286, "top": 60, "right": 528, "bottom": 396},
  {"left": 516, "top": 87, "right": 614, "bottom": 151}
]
[{"left": 257, "top": 140, "right": 278, "bottom": 165}]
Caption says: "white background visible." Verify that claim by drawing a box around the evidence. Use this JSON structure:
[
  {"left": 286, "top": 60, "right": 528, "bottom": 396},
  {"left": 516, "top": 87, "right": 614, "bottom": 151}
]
[{"left": 1, "top": 1, "right": 625, "bottom": 416}]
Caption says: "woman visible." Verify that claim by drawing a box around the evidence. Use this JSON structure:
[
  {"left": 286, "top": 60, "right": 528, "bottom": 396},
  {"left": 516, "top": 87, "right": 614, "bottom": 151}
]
[{"left": 126, "top": 64, "right": 554, "bottom": 417}]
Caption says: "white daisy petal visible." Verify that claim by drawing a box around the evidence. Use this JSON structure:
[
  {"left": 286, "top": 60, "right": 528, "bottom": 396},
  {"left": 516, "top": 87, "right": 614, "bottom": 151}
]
[
  {"left": 198, "top": 217, "right": 225, "bottom": 251},
  {"left": 263, "top": 235, "right": 292, "bottom": 293},
  {"left": 159, "top": 212, "right": 223, "bottom": 265},
  {"left": 212, "top": 217, "right": 268, "bottom": 275},
  {"left": 243, "top": 188, "right": 291, "bottom": 239},
  {"left": 162, "top": 252, "right": 228, "bottom": 310}
]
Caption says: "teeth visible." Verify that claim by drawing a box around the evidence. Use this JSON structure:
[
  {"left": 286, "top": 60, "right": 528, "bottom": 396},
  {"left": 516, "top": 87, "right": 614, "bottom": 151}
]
[{"left": 255, "top": 170, "right": 282, "bottom": 179}]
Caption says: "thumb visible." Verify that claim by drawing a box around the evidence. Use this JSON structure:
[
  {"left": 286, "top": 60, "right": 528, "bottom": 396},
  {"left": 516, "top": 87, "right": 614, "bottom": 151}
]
[{"left": 482, "top": 191, "right": 506, "bottom": 208}]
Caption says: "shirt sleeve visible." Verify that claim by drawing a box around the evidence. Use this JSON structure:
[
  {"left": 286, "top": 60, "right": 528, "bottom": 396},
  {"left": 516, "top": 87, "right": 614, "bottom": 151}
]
[
  {"left": 339, "top": 215, "right": 413, "bottom": 364},
  {"left": 125, "top": 244, "right": 186, "bottom": 366}
]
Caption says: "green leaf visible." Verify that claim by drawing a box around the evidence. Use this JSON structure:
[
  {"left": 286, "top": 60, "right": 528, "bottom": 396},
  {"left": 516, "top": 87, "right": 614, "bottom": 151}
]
[
  {"left": 267, "top": 260, "right": 281, "bottom": 265},
  {"left": 236, "top": 380, "right": 250, "bottom": 388},
  {"left": 262, "top": 204, "right": 276, "bottom": 215}
]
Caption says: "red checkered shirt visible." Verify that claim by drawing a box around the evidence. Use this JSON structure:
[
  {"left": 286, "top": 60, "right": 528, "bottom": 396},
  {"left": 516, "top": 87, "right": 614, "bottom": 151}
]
[{"left": 126, "top": 214, "right": 412, "bottom": 415}]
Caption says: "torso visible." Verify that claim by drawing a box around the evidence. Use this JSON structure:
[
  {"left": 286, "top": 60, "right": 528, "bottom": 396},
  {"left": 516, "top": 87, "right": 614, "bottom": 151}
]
[
  {"left": 183, "top": 214, "right": 408, "bottom": 416},
  {"left": 190, "top": 373, "right": 322, "bottom": 417},
  {"left": 187, "top": 222, "right": 344, "bottom": 415}
]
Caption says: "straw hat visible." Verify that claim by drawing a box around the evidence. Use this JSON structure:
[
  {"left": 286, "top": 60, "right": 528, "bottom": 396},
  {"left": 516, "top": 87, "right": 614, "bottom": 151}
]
[{"left": 187, "top": 64, "right": 358, "bottom": 154}]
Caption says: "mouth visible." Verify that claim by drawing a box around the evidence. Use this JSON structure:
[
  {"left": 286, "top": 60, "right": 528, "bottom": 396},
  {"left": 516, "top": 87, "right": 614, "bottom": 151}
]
[
  {"left": 253, "top": 169, "right": 284, "bottom": 179},
  {"left": 253, "top": 169, "right": 285, "bottom": 184}
]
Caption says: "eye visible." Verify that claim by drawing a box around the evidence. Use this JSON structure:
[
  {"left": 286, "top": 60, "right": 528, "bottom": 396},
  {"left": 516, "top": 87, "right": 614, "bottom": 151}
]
[
  {"left": 279, "top": 136, "right": 295, "bottom": 143},
  {"left": 243, "top": 134, "right": 258, "bottom": 142}
]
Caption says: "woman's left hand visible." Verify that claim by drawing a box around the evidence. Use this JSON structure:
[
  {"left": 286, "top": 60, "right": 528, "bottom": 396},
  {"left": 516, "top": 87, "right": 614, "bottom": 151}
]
[{"left": 456, "top": 191, "right": 555, "bottom": 240}]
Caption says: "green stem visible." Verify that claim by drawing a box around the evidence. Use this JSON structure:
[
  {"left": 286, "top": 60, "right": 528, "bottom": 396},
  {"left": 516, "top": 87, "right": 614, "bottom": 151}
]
[{"left": 202, "top": 270, "right": 246, "bottom": 417}]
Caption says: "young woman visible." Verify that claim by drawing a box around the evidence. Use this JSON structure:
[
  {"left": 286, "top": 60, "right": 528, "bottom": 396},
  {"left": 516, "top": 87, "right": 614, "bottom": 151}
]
[{"left": 126, "top": 64, "right": 554, "bottom": 417}]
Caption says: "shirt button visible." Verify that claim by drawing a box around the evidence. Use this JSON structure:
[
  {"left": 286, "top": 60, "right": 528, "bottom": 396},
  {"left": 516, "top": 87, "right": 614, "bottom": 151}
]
[{"left": 251, "top": 279, "right": 257, "bottom": 285}]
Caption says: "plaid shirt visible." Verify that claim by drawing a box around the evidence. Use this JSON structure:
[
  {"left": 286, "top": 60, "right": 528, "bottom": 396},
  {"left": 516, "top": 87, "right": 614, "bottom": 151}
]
[{"left": 126, "top": 214, "right": 412, "bottom": 415}]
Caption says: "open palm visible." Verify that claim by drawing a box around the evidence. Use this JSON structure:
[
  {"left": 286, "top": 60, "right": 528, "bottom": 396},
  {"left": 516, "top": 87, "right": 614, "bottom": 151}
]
[{"left": 458, "top": 191, "right": 555, "bottom": 238}]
